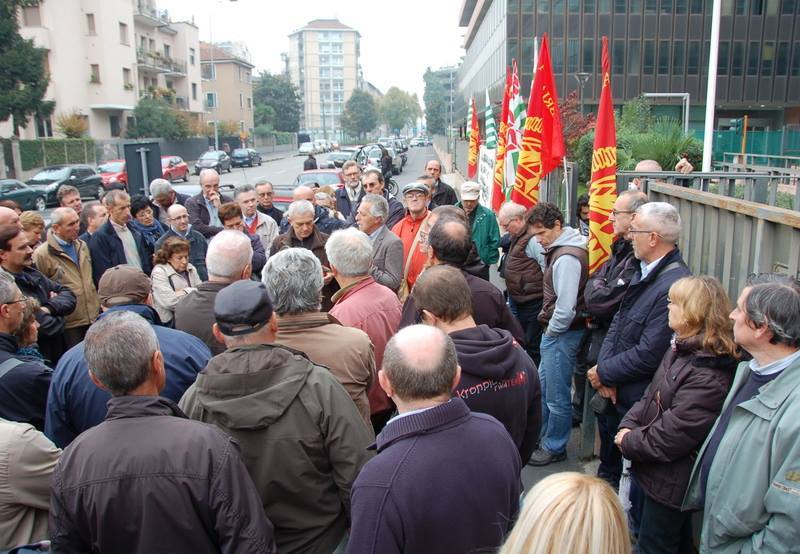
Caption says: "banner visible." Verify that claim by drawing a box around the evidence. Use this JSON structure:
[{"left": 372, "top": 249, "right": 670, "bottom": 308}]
[
  {"left": 467, "top": 96, "right": 480, "bottom": 178},
  {"left": 588, "top": 36, "right": 618, "bottom": 274},
  {"left": 492, "top": 70, "right": 511, "bottom": 212},
  {"left": 504, "top": 59, "right": 525, "bottom": 197},
  {"left": 466, "top": 97, "right": 474, "bottom": 139},
  {"left": 511, "top": 33, "right": 565, "bottom": 208},
  {"left": 484, "top": 90, "right": 497, "bottom": 149},
  {"left": 477, "top": 145, "right": 496, "bottom": 209}
]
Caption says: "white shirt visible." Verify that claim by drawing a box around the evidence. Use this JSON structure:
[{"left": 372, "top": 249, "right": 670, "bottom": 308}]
[{"left": 749, "top": 348, "right": 800, "bottom": 376}]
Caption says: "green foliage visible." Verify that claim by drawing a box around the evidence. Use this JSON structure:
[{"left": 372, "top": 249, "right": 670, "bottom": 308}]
[
  {"left": 341, "top": 90, "right": 377, "bottom": 139},
  {"left": 379, "top": 87, "right": 422, "bottom": 133},
  {"left": 0, "top": 0, "right": 53, "bottom": 136},
  {"left": 253, "top": 71, "right": 300, "bottom": 132},
  {"left": 423, "top": 68, "right": 446, "bottom": 135},
  {"left": 17, "top": 138, "right": 94, "bottom": 170},
  {"left": 55, "top": 110, "right": 88, "bottom": 138},
  {"left": 617, "top": 95, "right": 654, "bottom": 133},
  {"left": 254, "top": 104, "right": 276, "bottom": 130},
  {"left": 127, "top": 97, "right": 189, "bottom": 140}
]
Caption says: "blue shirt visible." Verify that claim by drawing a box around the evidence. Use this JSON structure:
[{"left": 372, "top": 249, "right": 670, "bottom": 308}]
[
  {"left": 54, "top": 234, "right": 79, "bottom": 265},
  {"left": 204, "top": 197, "right": 222, "bottom": 227}
]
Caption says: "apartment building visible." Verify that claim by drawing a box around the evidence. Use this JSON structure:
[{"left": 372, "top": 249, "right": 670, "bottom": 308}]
[
  {"left": 0, "top": 0, "right": 203, "bottom": 140},
  {"left": 199, "top": 42, "right": 255, "bottom": 138},
  {"left": 288, "top": 19, "right": 363, "bottom": 139}
]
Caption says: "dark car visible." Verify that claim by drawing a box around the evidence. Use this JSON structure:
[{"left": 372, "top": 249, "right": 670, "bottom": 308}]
[
  {"left": 230, "top": 148, "right": 262, "bottom": 168},
  {"left": 194, "top": 150, "right": 231, "bottom": 175},
  {"left": 26, "top": 165, "right": 104, "bottom": 205},
  {"left": 324, "top": 152, "right": 353, "bottom": 168},
  {"left": 292, "top": 169, "right": 345, "bottom": 189},
  {"left": 0, "top": 179, "right": 48, "bottom": 211}
]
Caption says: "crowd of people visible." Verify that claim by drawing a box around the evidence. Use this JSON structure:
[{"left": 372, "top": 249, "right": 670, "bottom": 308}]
[{"left": 0, "top": 159, "right": 798, "bottom": 554}]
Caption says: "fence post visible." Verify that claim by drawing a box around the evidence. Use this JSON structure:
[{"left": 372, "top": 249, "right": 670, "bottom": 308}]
[
  {"left": 11, "top": 139, "right": 22, "bottom": 180},
  {"left": 0, "top": 145, "right": 6, "bottom": 179},
  {"left": 42, "top": 141, "right": 47, "bottom": 167},
  {"left": 84, "top": 140, "right": 89, "bottom": 164},
  {"left": 64, "top": 141, "right": 68, "bottom": 164}
]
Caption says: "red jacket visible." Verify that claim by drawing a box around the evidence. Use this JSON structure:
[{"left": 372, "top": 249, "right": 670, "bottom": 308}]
[
  {"left": 331, "top": 277, "right": 402, "bottom": 415},
  {"left": 391, "top": 210, "right": 429, "bottom": 290}
]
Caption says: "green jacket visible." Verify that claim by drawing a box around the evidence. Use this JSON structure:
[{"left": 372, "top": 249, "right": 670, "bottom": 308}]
[
  {"left": 683, "top": 354, "right": 800, "bottom": 553},
  {"left": 457, "top": 203, "right": 500, "bottom": 266}
]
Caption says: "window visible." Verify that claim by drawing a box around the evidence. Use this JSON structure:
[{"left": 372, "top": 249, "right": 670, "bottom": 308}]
[
  {"left": 568, "top": 0, "right": 580, "bottom": 13},
  {"left": 552, "top": 38, "right": 564, "bottom": 74},
  {"left": 658, "top": 40, "right": 670, "bottom": 74},
  {"left": 598, "top": 0, "right": 611, "bottom": 11},
  {"left": 90, "top": 64, "right": 100, "bottom": 83},
  {"left": 782, "top": 0, "right": 795, "bottom": 14},
  {"left": 731, "top": 41, "right": 745, "bottom": 75},
  {"left": 140, "top": 35, "right": 147, "bottom": 50},
  {"left": 675, "top": 0, "right": 687, "bottom": 12},
  {"left": 585, "top": 0, "right": 595, "bottom": 12},
  {"left": 331, "top": 55, "right": 343, "bottom": 66},
  {"left": 645, "top": 0, "right": 658, "bottom": 12},
  {"left": 582, "top": 39, "right": 594, "bottom": 71},
  {"left": 717, "top": 41, "right": 729, "bottom": 75},
  {"left": 766, "top": 0, "right": 779, "bottom": 14},
  {"left": 751, "top": 0, "right": 764, "bottom": 13},
  {"left": 122, "top": 68, "right": 131, "bottom": 86},
  {"left": 119, "top": 22, "right": 128, "bottom": 44},
  {"left": 747, "top": 41, "right": 760, "bottom": 74},
  {"left": 247, "top": 97, "right": 252, "bottom": 109},
  {"left": 164, "top": 44, "right": 171, "bottom": 59},
  {"left": 660, "top": 0, "right": 673, "bottom": 13},
  {"left": 192, "top": 82, "right": 198, "bottom": 100},
  {"left": 205, "top": 92, "right": 217, "bottom": 108},
  {"left": 630, "top": 0, "right": 643, "bottom": 10},
  {"left": 239, "top": 93, "right": 243, "bottom": 108},
  {"left": 629, "top": 40, "right": 641, "bottom": 74},
  {"left": 643, "top": 40, "right": 655, "bottom": 73},
  {"left": 189, "top": 48, "right": 195, "bottom": 65},
  {"left": 687, "top": 41, "right": 700, "bottom": 74},
  {"left": 240, "top": 121, "right": 245, "bottom": 132},
  {"left": 776, "top": 42, "right": 789, "bottom": 75},
  {"left": 690, "top": 0, "right": 704, "bottom": 11},
  {"left": 201, "top": 63, "right": 216, "bottom": 80},
  {"left": 320, "top": 55, "right": 330, "bottom": 66},
  {"left": 791, "top": 42, "right": 800, "bottom": 76},
  {"left": 567, "top": 39, "right": 579, "bottom": 73},
  {"left": 86, "top": 13, "right": 96, "bottom": 35},
  {"left": 761, "top": 42, "right": 775, "bottom": 75},
  {"left": 615, "top": 0, "right": 628, "bottom": 11},
  {"left": 36, "top": 115, "right": 53, "bottom": 138},
  {"left": 613, "top": 39, "right": 625, "bottom": 74},
  {"left": 672, "top": 41, "right": 685, "bottom": 74},
  {"left": 735, "top": 0, "right": 746, "bottom": 14},
  {"left": 22, "top": 5, "right": 41, "bottom": 26}
]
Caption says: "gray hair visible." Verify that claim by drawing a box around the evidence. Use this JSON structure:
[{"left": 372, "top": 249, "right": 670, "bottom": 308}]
[
  {"left": 234, "top": 183, "right": 256, "bottom": 199},
  {"left": 361, "top": 193, "right": 388, "bottom": 220},
  {"left": 363, "top": 168, "right": 383, "bottom": 184},
  {"left": 342, "top": 160, "right": 359, "bottom": 172},
  {"left": 0, "top": 272, "right": 20, "bottom": 304},
  {"left": 51, "top": 207, "right": 77, "bottom": 226},
  {"left": 498, "top": 201, "right": 526, "bottom": 222},
  {"left": 104, "top": 189, "right": 129, "bottom": 207},
  {"left": 149, "top": 179, "right": 173, "bottom": 198},
  {"left": 262, "top": 248, "right": 322, "bottom": 315},
  {"left": 206, "top": 230, "right": 253, "bottom": 281},
  {"left": 744, "top": 278, "right": 800, "bottom": 348},
  {"left": 325, "top": 228, "right": 372, "bottom": 277},
  {"left": 619, "top": 190, "right": 649, "bottom": 212},
  {"left": 635, "top": 202, "right": 681, "bottom": 244},
  {"left": 382, "top": 325, "right": 458, "bottom": 401},
  {"left": 255, "top": 178, "right": 273, "bottom": 187},
  {"left": 84, "top": 311, "right": 160, "bottom": 396},
  {"left": 287, "top": 199, "right": 315, "bottom": 219}
]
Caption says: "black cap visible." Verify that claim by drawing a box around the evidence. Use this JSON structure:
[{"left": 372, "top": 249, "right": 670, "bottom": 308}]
[{"left": 214, "top": 280, "right": 273, "bottom": 336}]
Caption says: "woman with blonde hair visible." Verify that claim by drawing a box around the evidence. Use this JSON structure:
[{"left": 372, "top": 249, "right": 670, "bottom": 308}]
[
  {"left": 500, "top": 472, "right": 631, "bottom": 554},
  {"left": 150, "top": 236, "right": 200, "bottom": 325},
  {"left": 20, "top": 211, "right": 45, "bottom": 249},
  {"left": 615, "top": 275, "right": 738, "bottom": 553}
]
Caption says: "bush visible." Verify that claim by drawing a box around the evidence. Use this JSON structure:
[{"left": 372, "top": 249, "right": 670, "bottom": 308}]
[
  {"left": 55, "top": 110, "right": 89, "bottom": 138},
  {"left": 18, "top": 139, "right": 94, "bottom": 170}
]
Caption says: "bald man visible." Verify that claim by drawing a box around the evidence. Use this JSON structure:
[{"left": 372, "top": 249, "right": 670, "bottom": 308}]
[
  {"left": 154, "top": 204, "right": 209, "bottom": 281},
  {"left": 185, "top": 169, "right": 233, "bottom": 239},
  {"left": 0, "top": 206, "right": 21, "bottom": 229},
  {"left": 279, "top": 186, "right": 349, "bottom": 235},
  {"left": 630, "top": 159, "right": 663, "bottom": 191}
]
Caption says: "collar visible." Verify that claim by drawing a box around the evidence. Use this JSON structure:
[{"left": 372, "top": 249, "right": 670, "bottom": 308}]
[
  {"left": 640, "top": 254, "right": 666, "bottom": 279},
  {"left": 374, "top": 397, "right": 470, "bottom": 452},
  {"left": 110, "top": 220, "right": 128, "bottom": 233},
  {"left": 171, "top": 226, "right": 191, "bottom": 237},
  {"left": 368, "top": 226, "right": 383, "bottom": 241},
  {"left": 387, "top": 404, "right": 438, "bottom": 424},
  {"left": 244, "top": 213, "right": 257, "bottom": 225},
  {"left": 0, "top": 332, "right": 20, "bottom": 354},
  {"left": 277, "top": 311, "right": 342, "bottom": 331},
  {"left": 331, "top": 275, "right": 373, "bottom": 304},
  {"left": 749, "top": 348, "right": 800, "bottom": 376},
  {"left": 98, "top": 304, "right": 160, "bottom": 325},
  {"left": 105, "top": 395, "right": 186, "bottom": 421},
  {"left": 53, "top": 233, "right": 73, "bottom": 247}
]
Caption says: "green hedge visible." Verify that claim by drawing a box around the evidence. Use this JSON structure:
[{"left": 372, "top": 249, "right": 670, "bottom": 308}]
[
  {"left": 274, "top": 132, "right": 294, "bottom": 145},
  {"left": 19, "top": 139, "right": 95, "bottom": 170}
]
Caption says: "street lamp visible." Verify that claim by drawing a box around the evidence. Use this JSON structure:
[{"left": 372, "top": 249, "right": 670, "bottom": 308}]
[{"left": 573, "top": 72, "right": 591, "bottom": 115}]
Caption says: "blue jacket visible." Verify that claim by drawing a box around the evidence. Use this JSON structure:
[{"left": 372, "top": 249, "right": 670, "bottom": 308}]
[
  {"left": 155, "top": 227, "right": 209, "bottom": 281},
  {"left": 44, "top": 304, "right": 211, "bottom": 448},
  {"left": 335, "top": 186, "right": 365, "bottom": 219},
  {"left": 88, "top": 220, "right": 153, "bottom": 285},
  {"left": 597, "top": 248, "right": 690, "bottom": 411},
  {"left": 0, "top": 333, "right": 52, "bottom": 431}
]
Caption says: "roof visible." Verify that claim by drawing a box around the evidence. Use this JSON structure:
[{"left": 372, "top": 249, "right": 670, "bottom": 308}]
[
  {"left": 199, "top": 42, "right": 255, "bottom": 68},
  {"left": 290, "top": 18, "right": 360, "bottom": 35}
]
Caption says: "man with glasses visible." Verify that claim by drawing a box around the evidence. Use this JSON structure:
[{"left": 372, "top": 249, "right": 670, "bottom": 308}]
[
  {"left": 234, "top": 184, "right": 278, "bottom": 255},
  {"left": 362, "top": 169, "right": 404, "bottom": 229},
  {"left": 255, "top": 179, "right": 283, "bottom": 226},
  {"left": 218, "top": 202, "right": 266, "bottom": 276},
  {"left": 392, "top": 182, "right": 433, "bottom": 291},
  {"left": 424, "top": 160, "right": 457, "bottom": 206},
  {"left": 587, "top": 202, "right": 689, "bottom": 494},
  {"left": 155, "top": 204, "right": 209, "bottom": 281},
  {"left": 335, "top": 161, "right": 365, "bottom": 219},
  {"left": 0, "top": 273, "right": 53, "bottom": 431}
]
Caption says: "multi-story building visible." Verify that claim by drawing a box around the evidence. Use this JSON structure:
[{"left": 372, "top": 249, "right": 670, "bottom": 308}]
[
  {"left": 457, "top": 0, "right": 800, "bottom": 130},
  {"left": 288, "top": 19, "right": 362, "bottom": 139},
  {"left": 1, "top": 0, "right": 204, "bottom": 140},
  {"left": 199, "top": 42, "right": 255, "bottom": 139}
]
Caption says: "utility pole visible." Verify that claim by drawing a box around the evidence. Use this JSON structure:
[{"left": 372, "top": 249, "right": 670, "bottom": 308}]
[
  {"left": 573, "top": 72, "right": 591, "bottom": 116},
  {"left": 702, "top": 0, "right": 721, "bottom": 172}
]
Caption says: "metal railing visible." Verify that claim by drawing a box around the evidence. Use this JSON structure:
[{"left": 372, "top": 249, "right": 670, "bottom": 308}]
[{"left": 135, "top": 49, "right": 187, "bottom": 75}]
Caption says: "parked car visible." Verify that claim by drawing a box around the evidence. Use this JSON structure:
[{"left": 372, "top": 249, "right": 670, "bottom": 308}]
[
  {"left": 292, "top": 169, "right": 345, "bottom": 189},
  {"left": 194, "top": 150, "right": 231, "bottom": 175},
  {"left": 231, "top": 148, "right": 263, "bottom": 168},
  {"left": 26, "top": 164, "right": 104, "bottom": 205},
  {"left": 299, "top": 142, "right": 316, "bottom": 155},
  {"left": 0, "top": 179, "right": 48, "bottom": 211},
  {"left": 161, "top": 156, "right": 190, "bottom": 182},
  {"left": 97, "top": 159, "right": 128, "bottom": 189},
  {"left": 325, "top": 152, "right": 353, "bottom": 168},
  {"left": 314, "top": 140, "right": 328, "bottom": 153}
]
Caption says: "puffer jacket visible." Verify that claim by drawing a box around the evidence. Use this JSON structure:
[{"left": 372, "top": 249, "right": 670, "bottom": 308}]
[
  {"left": 179, "top": 344, "right": 374, "bottom": 554},
  {"left": 618, "top": 336, "right": 736, "bottom": 509},
  {"left": 32, "top": 233, "right": 99, "bottom": 329},
  {"left": 9, "top": 267, "right": 76, "bottom": 339}
]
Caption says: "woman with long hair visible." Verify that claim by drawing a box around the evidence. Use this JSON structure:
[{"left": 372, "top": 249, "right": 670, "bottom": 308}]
[
  {"left": 499, "top": 472, "right": 631, "bottom": 554},
  {"left": 150, "top": 237, "right": 200, "bottom": 325},
  {"left": 615, "top": 275, "right": 739, "bottom": 553}
]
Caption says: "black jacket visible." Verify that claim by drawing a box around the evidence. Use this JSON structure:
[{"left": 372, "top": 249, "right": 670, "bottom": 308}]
[
  {"left": 432, "top": 179, "right": 458, "bottom": 206},
  {"left": 49, "top": 395, "right": 276, "bottom": 553},
  {"left": 174, "top": 281, "right": 230, "bottom": 356},
  {"left": 0, "top": 333, "right": 52, "bottom": 431},
  {"left": 258, "top": 204, "right": 284, "bottom": 227},
  {"left": 450, "top": 325, "right": 541, "bottom": 462},
  {"left": 584, "top": 238, "right": 636, "bottom": 323},
  {"left": 185, "top": 192, "right": 234, "bottom": 239},
  {"left": 304, "top": 156, "right": 318, "bottom": 170},
  {"left": 335, "top": 186, "right": 365, "bottom": 219},
  {"left": 9, "top": 267, "right": 76, "bottom": 338},
  {"left": 619, "top": 337, "right": 736, "bottom": 509},
  {"left": 88, "top": 220, "right": 153, "bottom": 285},
  {"left": 279, "top": 204, "right": 349, "bottom": 237},
  {"left": 151, "top": 193, "right": 190, "bottom": 225}
]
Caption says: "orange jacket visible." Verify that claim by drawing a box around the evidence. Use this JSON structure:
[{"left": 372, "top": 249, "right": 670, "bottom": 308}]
[{"left": 391, "top": 210, "right": 429, "bottom": 289}]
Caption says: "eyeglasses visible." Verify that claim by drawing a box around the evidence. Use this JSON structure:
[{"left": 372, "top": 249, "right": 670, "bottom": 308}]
[
  {"left": 344, "top": 172, "right": 360, "bottom": 178},
  {"left": 611, "top": 209, "right": 635, "bottom": 216},
  {"left": 405, "top": 192, "right": 426, "bottom": 199},
  {"left": 628, "top": 229, "right": 663, "bottom": 238},
  {"left": 2, "top": 298, "right": 26, "bottom": 307}
]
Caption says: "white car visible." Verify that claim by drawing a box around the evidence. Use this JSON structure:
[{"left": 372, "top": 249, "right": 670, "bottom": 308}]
[{"left": 299, "top": 142, "right": 316, "bottom": 155}]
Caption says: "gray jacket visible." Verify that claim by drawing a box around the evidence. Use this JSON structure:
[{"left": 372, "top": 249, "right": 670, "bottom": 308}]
[
  {"left": 370, "top": 226, "right": 404, "bottom": 292},
  {"left": 544, "top": 226, "right": 587, "bottom": 335}
]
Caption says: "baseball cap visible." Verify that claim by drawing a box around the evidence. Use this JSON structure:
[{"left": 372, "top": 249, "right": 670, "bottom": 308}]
[
  {"left": 98, "top": 265, "right": 151, "bottom": 307},
  {"left": 460, "top": 181, "right": 481, "bottom": 201},
  {"left": 214, "top": 280, "right": 274, "bottom": 336},
  {"left": 402, "top": 182, "right": 429, "bottom": 195}
]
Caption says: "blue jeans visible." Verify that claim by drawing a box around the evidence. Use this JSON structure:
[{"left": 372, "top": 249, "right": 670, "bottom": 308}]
[
  {"left": 538, "top": 329, "right": 584, "bottom": 455},
  {"left": 513, "top": 299, "right": 543, "bottom": 367}
]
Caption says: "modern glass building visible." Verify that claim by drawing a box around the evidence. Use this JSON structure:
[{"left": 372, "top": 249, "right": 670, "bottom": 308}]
[{"left": 457, "top": 0, "right": 800, "bottom": 130}]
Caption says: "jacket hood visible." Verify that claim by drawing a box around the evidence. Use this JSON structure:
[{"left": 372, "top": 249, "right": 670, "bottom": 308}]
[
  {"left": 193, "top": 344, "right": 314, "bottom": 430},
  {"left": 673, "top": 335, "right": 740, "bottom": 371},
  {"left": 548, "top": 226, "right": 587, "bottom": 251},
  {"left": 449, "top": 324, "right": 524, "bottom": 380}
]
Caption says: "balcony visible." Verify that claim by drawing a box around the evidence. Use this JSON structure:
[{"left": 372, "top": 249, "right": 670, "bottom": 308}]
[
  {"left": 134, "top": 2, "right": 171, "bottom": 28},
  {"left": 136, "top": 49, "right": 187, "bottom": 76}
]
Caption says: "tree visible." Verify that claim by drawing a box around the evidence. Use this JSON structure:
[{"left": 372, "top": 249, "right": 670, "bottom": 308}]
[
  {"left": 423, "top": 68, "right": 446, "bottom": 135},
  {"left": 126, "top": 97, "right": 189, "bottom": 140},
  {"left": 0, "top": 0, "right": 53, "bottom": 136},
  {"left": 55, "top": 110, "right": 89, "bottom": 138},
  {"left": 341, "top": 90, "right": 377, "bottom": 139},
  {"left": 379, "top": 87, "right": 422, "bottom": 133},
  {"left": 559, "top": 91, "right": 595, "bottom": 158},
  {"left": 252, "top": 71, "right": 301, "bottom": 132}
]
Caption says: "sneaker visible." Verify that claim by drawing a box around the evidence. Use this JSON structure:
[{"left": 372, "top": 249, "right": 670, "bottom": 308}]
[{"left": 527, "top": 448, "right": 567, "bottom": 466}]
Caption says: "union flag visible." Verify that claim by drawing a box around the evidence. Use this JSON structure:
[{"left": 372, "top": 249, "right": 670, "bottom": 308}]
[
  {"left": 588, "top": 37, "right": 618, "bottom": 274},
  {"left": 511, "top": 34, "right": 564, "bottom": 208},
  {"left": 492, "top": 70, "right": 511, "bottom": 212},
  {"left": 466, "top": 96, "right": 480, "bottom": 178}
]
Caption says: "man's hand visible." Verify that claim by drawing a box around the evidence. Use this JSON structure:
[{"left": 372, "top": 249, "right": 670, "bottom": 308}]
[
  {"left": 587, "top": 365, "right": 601, "bottom": 389},
  {"left": 40, "top": 306, "right": 51, "bottom": 316},
  {"left": 208, "top": 190, "right": 221, "bottom": 208},
  {"left": 322, "top": 267, "right": 334, "bottom": 285},
  {"left": 598, "top": 385, "right": 617, "bottom": 405},
  {"left": 614, "top": 428, "right": 631, "bottom": 447}
]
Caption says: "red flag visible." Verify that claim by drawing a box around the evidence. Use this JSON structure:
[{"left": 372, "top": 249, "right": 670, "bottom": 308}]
[
  {"left": 588, "top": 37, "right": 618, "bottom": 274},
  {"left": 492, "top": 70, "right": 511, "bottom": 212},
  {"left": 511, "top": 34, "right": 565, "bottom": 208},
  {"left": 467, "top": 96, "right": 480, "bottom": 178}
]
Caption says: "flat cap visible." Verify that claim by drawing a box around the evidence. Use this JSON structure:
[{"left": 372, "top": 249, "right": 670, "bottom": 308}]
[
  {"left": 460, "top": 181, "right": 481, "bottom": 201},
  {"left": 402, "top": 182, "right": 429, "bottom": 195},
  {"left": 98, "top": 265, "right": 151, "bottom": 307},
  {"left": 214, "top": 280, "right": 274, "bottom": 336}
]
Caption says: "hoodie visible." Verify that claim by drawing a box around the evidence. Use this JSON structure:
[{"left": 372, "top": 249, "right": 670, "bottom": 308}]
[
  {"left": 179, "top": 344, "right": 374, "bottom": 554},
  {"left": 449, "top": 325, "right": 541, "bottom": 462},
  {"left": 542, "top": 226, "right": 588, "bottom": 335}
]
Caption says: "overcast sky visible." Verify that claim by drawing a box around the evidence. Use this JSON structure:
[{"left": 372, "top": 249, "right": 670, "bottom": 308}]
[{"left": 160, "top": 0, "right": 466, "bottom": 104}]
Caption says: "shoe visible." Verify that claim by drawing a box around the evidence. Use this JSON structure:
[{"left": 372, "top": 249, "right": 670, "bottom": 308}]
[{"left": 527, "top": 448, "right": 567, "bottom": 466}]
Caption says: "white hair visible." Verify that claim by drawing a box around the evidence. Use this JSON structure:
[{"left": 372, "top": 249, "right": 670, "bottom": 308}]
[
  {"left": 149, "top": 179, "right": 173, "bottom": 198},
  {"left": 205, "top": 230, "right": 252, "bottom": 280},
  {"left": 287, "top": 199, "right": 315, "bottom": 219},
  {"left": 498, "top": 201, "right": 526, "bottom": 221},
  {"left": 262, "top": 248, "right": 322, "bottom": 315},
  {"left": 635, "top": 201, "right": 681, "bottom": 244},
  {"left": 325, "top": 228, "right": 373, "bottom": 277},
  {"left": 361, "top": 193, "right": 388, "bottom": 221}
]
